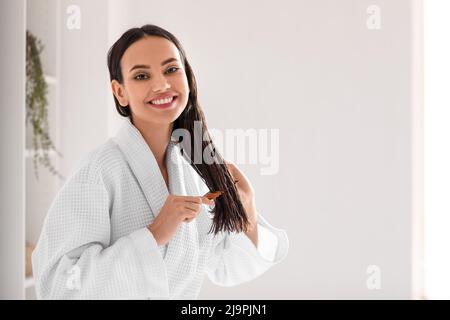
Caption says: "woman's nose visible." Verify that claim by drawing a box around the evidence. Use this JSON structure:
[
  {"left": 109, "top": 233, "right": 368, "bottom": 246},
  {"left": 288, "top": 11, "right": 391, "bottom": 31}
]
[{"left": 151, "top": 73, "right": 170, "bottom": 92}]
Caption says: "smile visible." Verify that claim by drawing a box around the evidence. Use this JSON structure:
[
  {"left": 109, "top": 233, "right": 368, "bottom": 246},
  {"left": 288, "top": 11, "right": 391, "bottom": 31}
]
[{"left": 147, "top": 96, "right": 178, "bottom": 109}]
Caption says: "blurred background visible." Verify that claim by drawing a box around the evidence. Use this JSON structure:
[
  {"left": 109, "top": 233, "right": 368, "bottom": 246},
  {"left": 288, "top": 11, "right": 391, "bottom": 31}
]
[{"left": 1, "top": 0, "right": 448, "bottom": 300}]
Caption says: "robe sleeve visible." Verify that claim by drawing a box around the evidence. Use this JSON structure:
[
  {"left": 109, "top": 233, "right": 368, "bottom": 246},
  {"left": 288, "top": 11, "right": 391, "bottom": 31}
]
[
  {"left": 206, "top": 212, "right": 289, "bottom": 287},
  {"left": 31, "top": 180, "right": 169, "bottom": 299}
]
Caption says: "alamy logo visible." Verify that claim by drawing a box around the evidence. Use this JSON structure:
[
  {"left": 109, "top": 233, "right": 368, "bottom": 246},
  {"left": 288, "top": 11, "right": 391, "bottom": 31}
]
[
  {"left": 66, "top": 5, "right": 81, "bottom": 30},
  {"left": 366, "top": 265, "right": 381, "bottom": 290},
  {"left": 366, "top": 5, "right": 381, "bottom": 30},
  {"left": 66, "top": 265, "right": 81, "bottom": 290},
  {"left": 171, "top": 121, "right": 279, "bottom": 175}
]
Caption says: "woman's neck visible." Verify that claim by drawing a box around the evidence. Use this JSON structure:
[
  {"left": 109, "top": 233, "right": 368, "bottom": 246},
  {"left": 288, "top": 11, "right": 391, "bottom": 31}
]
[{"left": 132, "top": 117, "right": 173, "bottom": 169}]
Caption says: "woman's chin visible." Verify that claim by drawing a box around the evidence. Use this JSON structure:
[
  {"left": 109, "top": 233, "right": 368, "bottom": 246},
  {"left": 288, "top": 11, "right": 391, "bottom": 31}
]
[{"left": 141, "top": 107, "right": 185, "bottom": 124}]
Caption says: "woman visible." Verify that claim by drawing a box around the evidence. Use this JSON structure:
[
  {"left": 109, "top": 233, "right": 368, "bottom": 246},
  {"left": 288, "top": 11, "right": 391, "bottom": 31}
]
[{"left": 32, "top": 24, "right": 288, "bottom": 299}]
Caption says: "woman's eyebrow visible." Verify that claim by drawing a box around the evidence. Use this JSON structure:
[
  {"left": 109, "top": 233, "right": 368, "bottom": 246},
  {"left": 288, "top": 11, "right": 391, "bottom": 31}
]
[{"left": 128, "top": 57, "right": 179, "bottom": 73}]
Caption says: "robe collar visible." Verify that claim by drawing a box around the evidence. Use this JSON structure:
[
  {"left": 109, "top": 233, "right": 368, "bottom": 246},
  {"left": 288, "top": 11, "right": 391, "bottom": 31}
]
[
  {"left": 112, "top": 117, "right": 187, "bottom": 220},
  {"left": 112, "top": 118, "right": 202, "bottom": 280}
]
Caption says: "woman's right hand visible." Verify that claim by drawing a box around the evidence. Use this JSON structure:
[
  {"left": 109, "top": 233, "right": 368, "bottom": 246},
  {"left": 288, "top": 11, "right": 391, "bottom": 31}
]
[{"left": 147, "top": 194, "right": 214, "bottom": 246}]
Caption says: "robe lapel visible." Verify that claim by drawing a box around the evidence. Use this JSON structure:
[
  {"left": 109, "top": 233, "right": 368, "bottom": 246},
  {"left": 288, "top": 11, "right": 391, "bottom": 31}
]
[
  {"left": 112, "top": 119, "right": 200, "bottom": 287},
  {"left": 163, "top": 140, "right": 201, "bottom": 293},
  {"left": 112, "top": 117, "right": 171, "bottom": 220}
]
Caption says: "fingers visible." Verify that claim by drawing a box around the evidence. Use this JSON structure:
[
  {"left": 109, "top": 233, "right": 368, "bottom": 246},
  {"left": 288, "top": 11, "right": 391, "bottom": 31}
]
[
  {"left": 175, "top": 194, "right": 215, "bottom": 206},
  {"left": 170, "top": 195, "right": 215, "bottom": 225},
  {"left": 182, "top": 212, "right": 198, "bottom": 223},
  {"left": 183, "top": 202, "right": 201, "bottom": 213},
  {"left": 201, "top": 196, "right": 215, "bottom": 206},
  {"left": 179, "top": 196, "right": 202, "bottom": 204},
  {"left": 181, "top": 197, "right": 215, "bottom": 223}
]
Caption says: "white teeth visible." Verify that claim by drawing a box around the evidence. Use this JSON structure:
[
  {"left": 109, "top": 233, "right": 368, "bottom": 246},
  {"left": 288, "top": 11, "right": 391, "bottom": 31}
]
[{"left": 150, "top": 96, "right": 174, "bottom": 105}]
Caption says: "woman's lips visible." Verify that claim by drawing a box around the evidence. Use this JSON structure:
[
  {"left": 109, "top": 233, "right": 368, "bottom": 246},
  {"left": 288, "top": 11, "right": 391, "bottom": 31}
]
[{"left": 147, "top": 96, "right": 178, "bottom": 109}]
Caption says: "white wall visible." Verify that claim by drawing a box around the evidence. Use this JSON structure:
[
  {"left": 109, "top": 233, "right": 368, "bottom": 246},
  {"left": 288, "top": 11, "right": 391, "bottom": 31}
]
[
  {"left": 59, "top": 0, "right": 110, "bottom": 177},
  {"left": 424, "top": 0, "right": 450, "bottom": 299},
  {"left": 108, "top": 0, "right": 422, "bottom": 299},
  {"left": 7, "top": 0, "right": 420, "bottom": 299},
  {"left": 0, "top": 0, "right": 26, "bottom": 299}
]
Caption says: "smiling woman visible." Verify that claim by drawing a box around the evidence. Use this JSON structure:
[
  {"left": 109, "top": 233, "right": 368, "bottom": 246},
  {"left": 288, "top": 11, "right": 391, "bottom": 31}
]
[
  {"left": 107, "top": 26, "right": 252, "bottom": 236},
  {"left": 111, "top": 36, "right": 189, "bottom": 125},
  {"left": 31, "top": 24, "right": 289, "bottom": 299}
]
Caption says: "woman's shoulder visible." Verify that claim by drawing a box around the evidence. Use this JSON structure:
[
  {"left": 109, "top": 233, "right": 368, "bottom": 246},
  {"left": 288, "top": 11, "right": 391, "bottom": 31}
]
[{"left": 65, "top": 139, "right": 126, "bottom": 186}]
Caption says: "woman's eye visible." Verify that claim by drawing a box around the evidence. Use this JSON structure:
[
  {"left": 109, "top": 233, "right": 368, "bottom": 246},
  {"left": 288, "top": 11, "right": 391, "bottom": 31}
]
[
  {"left": 135, "top": 74, "right": 149, "bottom": 80},
  {"left": 166, "top": 66, "right": 179, "bottom": 74},
  {"left": 134, "top": 67, "right": 178, "bottom": 80}
]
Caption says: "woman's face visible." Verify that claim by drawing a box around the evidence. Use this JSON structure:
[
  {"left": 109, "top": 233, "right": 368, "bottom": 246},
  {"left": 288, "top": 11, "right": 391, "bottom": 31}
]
[{"left": 112, "top": 36, "right": 190, "bottom": 125}]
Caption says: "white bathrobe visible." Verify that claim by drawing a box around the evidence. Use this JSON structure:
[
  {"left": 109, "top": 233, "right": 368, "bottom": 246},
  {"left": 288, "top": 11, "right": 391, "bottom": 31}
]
[{"left": 32, "top": 117, "right": 289, "bottom": 300}]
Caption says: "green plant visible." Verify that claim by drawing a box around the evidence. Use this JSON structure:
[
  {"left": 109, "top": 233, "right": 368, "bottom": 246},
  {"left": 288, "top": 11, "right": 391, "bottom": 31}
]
[{"left": 26, "top": 30, "right": 64, "bottom": 181}]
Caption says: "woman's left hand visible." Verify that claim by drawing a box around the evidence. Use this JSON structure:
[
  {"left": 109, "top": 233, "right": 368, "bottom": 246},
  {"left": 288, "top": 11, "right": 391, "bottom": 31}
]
[{"left": 224, "top": 160, "right": 258, "bottom": 228}]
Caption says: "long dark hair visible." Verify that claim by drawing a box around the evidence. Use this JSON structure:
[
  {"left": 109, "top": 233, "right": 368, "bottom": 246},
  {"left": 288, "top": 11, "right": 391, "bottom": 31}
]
[{"left": 107, "top": 24, "right": 249, "bottom": 235}]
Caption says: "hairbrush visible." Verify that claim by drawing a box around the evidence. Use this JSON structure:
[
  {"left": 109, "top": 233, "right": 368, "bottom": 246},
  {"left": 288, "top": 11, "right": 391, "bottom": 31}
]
[{"left": 202, "top": 180, "right": 239, "bottom": 200}]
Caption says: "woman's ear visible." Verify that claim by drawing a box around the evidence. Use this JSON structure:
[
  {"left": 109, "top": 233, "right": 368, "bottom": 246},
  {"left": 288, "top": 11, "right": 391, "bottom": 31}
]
[{"left": 111, "top": 80, "right": 129, "bottom": 107}]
